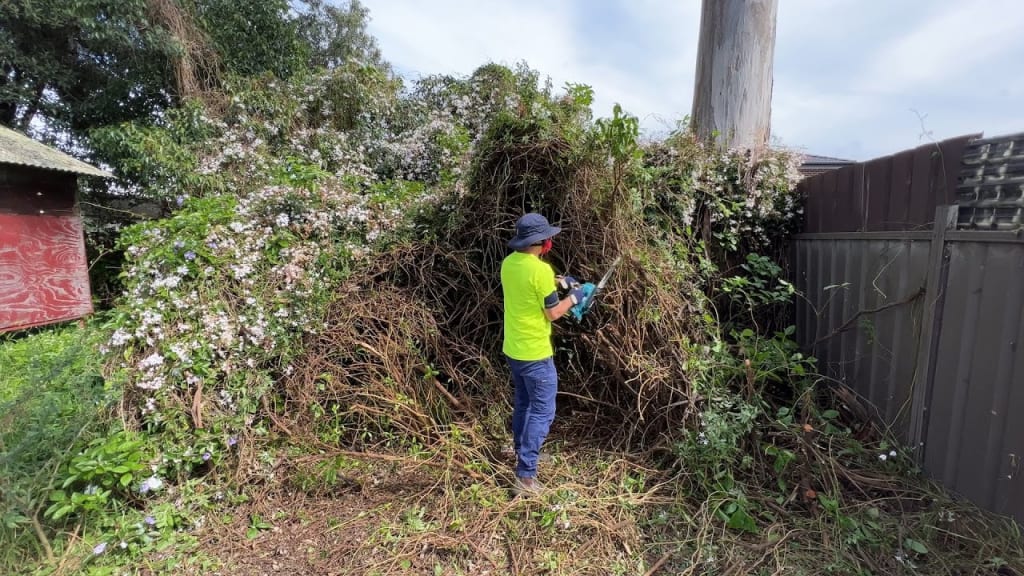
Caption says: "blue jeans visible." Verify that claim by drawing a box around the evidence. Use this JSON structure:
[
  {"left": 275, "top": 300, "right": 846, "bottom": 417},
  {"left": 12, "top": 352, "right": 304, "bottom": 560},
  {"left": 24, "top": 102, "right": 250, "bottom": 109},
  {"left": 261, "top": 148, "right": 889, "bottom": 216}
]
[{"left": 507, "top": 356, "right": 558, "bottom": 479}]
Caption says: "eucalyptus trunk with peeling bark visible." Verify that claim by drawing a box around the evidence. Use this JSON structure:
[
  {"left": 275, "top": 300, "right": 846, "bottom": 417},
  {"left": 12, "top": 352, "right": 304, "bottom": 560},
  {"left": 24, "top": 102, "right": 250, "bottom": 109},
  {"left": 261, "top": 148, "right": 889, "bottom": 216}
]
[{"left": 691, "top": 0, "right": 778, "bottom": 151}]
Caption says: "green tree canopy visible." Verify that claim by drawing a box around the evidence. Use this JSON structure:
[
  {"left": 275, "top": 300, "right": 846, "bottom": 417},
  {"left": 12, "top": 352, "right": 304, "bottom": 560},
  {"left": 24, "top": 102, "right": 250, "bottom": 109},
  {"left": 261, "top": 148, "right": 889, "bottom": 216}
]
[
  {"left": 191, "top": 0, "right": 306, "bottom": 80},
  {"left": 0, "top": 0, "right": 179, "bottom": 132},
  {"left": 0, "top": 0, "right": 389, "bottom": 141},
  {"left": 295, "top": 0, "right": 388, "bottom": 71}
]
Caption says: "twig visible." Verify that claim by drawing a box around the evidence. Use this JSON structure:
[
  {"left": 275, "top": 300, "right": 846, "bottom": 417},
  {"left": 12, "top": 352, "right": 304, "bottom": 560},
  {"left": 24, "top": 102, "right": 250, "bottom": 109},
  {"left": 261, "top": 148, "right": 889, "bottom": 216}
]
[
  {"left": 29, "top": 510, "right": 54, "bottom": 563},
  {"left": 812, "top": 287, "right": 924, "bottom": 347},
  {"left": 506, "top": 539, "right": 521, "bottom": 576},
  {"left": 261, "top": 395, "right": 292, "bottom": 436},
  {"left": 421, "top": 370, "right": 462, "bottom": 409},
  {"left": 465, "top": 538, "right": 501, "bottom": 571},
  {"left": 302, "top": 444, "right": 488, "bottom": 482},
  {"left": 191, "top": 378, "right": 204, "bottom": 429},
  {"left": 557, "top": 389, "right": 620, "bottom": 411},
  {"left": 643, "top": 551, "right": 673, "bottom": 576},
  {"left": 78, "top": 200, "right": 154, "bottom": 217},
  {"left": 727, "top": 527, "right": 800, "bottom": 576},
  {"left": 53, "top": 523, "right": 81, "bottom": 576},
  {"left": 87, "top": 248, "right": 117, "bottom": 272}
]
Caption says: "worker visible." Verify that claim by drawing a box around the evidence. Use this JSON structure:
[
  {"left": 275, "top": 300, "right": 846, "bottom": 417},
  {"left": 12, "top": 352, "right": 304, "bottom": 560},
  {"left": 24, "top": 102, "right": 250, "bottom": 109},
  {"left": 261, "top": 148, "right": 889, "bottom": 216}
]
[{"left": 500, "top": 213, "right": 584, "bottom": 495}]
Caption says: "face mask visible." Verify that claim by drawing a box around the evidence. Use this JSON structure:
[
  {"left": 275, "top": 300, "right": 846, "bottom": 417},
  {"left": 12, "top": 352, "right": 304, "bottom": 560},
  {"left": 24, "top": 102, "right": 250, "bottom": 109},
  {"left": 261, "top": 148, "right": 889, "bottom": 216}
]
[{"left": 539, "top": 238, "right": 553, "bottom": 255}]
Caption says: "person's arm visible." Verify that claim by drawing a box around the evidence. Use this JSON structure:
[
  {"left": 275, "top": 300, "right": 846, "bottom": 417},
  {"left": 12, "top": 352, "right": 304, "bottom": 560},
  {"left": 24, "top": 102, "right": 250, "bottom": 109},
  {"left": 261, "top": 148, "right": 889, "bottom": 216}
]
[
  {"left": 539, "top": 265, "right": 581, "bottom": 321},
  {"left": 544, "top": 293, "right": 576, "bottom": 321}
]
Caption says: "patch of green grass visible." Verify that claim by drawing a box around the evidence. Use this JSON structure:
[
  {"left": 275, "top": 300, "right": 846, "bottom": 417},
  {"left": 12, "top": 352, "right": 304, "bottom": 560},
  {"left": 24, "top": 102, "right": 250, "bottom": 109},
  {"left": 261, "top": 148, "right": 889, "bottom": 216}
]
[
  {"left": 39, "top": 528, "right": 221, "bottom": 576},
  {"left": 0, "top": 324, "right": 105, "bottom": 402},
  {"left": 0, "top": 322, "right": 112, "bottom": 572}
]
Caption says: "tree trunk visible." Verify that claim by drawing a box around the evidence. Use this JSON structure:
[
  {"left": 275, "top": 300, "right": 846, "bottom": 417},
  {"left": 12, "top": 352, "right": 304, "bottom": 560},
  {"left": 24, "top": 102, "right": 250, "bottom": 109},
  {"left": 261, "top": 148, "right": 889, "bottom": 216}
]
[{"left": 691, "top": 0, "right": 778, "bottom": 151}]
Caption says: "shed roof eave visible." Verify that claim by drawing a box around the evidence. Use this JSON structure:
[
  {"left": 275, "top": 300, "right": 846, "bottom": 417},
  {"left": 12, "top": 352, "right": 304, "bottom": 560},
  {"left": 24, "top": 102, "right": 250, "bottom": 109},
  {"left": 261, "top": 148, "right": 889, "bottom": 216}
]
[{"left": 0, "top": 125, "right": 113, "bottom": 178}]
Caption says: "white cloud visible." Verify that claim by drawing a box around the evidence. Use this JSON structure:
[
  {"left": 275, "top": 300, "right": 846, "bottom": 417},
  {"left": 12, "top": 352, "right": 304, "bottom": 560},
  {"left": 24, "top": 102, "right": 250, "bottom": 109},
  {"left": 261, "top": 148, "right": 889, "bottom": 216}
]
[
  {"left": 608, "top": 0, "right": 702, "bottom": 129},
  {"left": 363, "top": 1, "right": 579, "bottom": 79},
  {"left": 771, "top": 0, "right": 1024, "bottom": 159},
  {"left": 361, "top": 0, "right": 1024, "bottom": 161},
  {"left": 771, "top": 87, "right": 872, "bottom": 151},
  {"left": 859, "top": 0, "right": 1024, "bottom": 95},
  {"left": 362, "top": 0, "right": 700, "bottom": 130}
]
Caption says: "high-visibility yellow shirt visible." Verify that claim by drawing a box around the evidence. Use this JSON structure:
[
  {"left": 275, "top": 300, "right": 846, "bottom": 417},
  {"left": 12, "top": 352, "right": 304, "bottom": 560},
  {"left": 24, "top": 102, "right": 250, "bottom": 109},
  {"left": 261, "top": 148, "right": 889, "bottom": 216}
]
[{"left": 501, "top": 251, "right": 558, "bottom": 361}]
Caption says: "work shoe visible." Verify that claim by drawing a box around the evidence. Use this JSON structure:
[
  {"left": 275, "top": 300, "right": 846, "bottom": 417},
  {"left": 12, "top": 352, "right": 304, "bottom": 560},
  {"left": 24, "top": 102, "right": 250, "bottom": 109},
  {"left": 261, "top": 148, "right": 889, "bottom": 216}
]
[{"left": 512, "top": 476, "right": 544, "bottom": 496}]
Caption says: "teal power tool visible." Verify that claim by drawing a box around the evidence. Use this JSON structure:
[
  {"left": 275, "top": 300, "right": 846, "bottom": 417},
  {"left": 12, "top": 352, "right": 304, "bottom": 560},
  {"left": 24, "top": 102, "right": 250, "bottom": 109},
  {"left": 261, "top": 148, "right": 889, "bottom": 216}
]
[{"left": 565, "top": 256, "right": 622, "bottom": 322}]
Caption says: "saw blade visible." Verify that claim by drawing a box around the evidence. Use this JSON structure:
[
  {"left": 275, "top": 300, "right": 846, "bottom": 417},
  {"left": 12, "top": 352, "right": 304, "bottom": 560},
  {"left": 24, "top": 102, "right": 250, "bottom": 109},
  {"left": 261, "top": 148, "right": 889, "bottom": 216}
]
[
  {"left": 595, "top": 255, "right": 621, "bottom": 290},
  {"left": 582, "top": 255, "right": 621, "bottom": 313}
]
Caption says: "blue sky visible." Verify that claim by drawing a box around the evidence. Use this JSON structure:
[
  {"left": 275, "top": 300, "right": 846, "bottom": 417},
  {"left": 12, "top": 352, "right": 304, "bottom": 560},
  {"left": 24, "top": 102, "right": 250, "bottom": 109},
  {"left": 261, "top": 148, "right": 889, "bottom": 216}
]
[{"left": 359, "top": 0, "right": 1024, "bottom": 161}]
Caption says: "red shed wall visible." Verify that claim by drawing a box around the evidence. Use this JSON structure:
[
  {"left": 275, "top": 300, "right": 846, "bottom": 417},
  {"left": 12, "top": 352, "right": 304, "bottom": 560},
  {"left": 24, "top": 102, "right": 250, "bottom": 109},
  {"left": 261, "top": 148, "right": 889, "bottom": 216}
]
[{"left": 0, "top": 168, "right": 93, "bottom": 332}]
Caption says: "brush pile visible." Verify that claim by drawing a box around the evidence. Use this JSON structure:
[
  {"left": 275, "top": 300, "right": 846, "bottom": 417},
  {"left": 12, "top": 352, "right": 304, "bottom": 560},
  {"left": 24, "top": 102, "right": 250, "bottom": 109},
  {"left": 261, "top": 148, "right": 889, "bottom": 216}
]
[{"left": 284, "top": 114, "right": 729, "bottom": 454}]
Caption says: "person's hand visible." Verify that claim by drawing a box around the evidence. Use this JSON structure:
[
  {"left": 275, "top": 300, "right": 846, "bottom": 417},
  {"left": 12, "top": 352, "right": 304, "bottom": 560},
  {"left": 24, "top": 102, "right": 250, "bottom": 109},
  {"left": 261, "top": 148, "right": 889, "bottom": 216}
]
[
  {"left": 557, "top": 275, "right": 579, "bottom": 291},
  {"left": 567, "top": 284, "right": 586, "bottom": 305}
]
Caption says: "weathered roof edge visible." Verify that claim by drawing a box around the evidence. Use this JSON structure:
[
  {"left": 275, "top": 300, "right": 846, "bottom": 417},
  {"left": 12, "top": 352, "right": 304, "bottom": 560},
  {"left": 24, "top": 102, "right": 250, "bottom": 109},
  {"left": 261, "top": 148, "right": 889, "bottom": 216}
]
[
  {"left": 0, "top": 125, "right": 112, "bottom": 178},
  {"left": 800, "top": 153, "right": 856, "bottom": 165}
]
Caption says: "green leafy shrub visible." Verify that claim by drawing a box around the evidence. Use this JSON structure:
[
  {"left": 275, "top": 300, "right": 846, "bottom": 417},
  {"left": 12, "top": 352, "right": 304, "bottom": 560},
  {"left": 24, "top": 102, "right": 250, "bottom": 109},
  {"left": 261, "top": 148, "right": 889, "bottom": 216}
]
[
  {"left": 45, "top": 431, "right": 149, "bottom": 521},
  {"left": 641, "top": 133, "right": 804, "bottom": 253},
  {"left": 721, "top": 253, "right": 796, "bottom": 308},
  {"left": 91, "top": 101, "right": 223, "bottom": 201}
]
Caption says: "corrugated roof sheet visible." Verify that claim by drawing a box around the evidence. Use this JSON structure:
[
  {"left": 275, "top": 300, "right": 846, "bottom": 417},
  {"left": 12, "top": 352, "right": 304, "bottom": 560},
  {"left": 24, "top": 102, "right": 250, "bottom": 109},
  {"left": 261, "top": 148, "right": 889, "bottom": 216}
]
[
  {"left": 801, "top": 154, "right": 855, "bottom": 165},
  {"left": 0, "top": 125, "right": 111, "bottom": 177}
]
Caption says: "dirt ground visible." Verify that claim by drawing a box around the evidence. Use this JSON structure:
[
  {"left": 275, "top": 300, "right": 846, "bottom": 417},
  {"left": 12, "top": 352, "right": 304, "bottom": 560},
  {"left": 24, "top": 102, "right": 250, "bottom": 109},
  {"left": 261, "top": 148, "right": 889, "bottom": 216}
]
[
  {"left": 167, "top": 434, "right": 656, "bottom": 576},
  {"left": 183, "top": 466, "right": 508, "bottom": 575}
]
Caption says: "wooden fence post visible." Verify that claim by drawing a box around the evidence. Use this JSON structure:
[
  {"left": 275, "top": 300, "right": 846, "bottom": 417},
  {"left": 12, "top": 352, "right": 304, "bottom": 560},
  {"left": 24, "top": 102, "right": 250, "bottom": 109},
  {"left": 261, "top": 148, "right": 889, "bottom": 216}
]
[{"left": 908, "top": 205, "right": 958, "bottom": 463}]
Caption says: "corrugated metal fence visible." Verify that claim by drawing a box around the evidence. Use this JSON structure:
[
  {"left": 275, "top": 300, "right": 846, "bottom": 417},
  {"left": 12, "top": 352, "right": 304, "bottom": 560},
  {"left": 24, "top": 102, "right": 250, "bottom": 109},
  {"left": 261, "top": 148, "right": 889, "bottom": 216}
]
[{"left": 794, "top": 132, "right": 1024, "bottom": 524}]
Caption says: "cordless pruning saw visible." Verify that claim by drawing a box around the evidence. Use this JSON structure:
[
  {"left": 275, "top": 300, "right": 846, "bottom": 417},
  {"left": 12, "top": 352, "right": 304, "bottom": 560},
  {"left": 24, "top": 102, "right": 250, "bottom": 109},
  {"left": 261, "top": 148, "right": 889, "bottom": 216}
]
[{"left": 560, "top": 256, "right": 622, "bottom": 323}]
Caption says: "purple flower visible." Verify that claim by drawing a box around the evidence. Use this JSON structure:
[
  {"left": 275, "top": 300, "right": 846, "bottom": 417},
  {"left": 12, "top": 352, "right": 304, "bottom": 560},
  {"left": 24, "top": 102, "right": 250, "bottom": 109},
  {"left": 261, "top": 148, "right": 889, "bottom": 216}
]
[
  {"left": 184, "top": 251, "right": 196, "bottom": 261},
  {"left": 173, "top": 240, "right": 185, "bottom": 250},
  {"left": 176, "top": 195, "right": 186, "bottom": 207},
  {"left": 93, "top": 542, "right": 107, "bottom": 555},
  {"left": 227, "top": 436, "right": 237, "bottom": 448},
  {"left": 207, "top": 241, "right": 218, "bottom": 249},
  {"left": 202, "top": 451, "right": 212, "bottom": 462},
  {"left": 138, "top": 475, "right": 163, "bottom": 494},
  {"left": 144, "top": 516, "right": 156, "bottom": 526}
]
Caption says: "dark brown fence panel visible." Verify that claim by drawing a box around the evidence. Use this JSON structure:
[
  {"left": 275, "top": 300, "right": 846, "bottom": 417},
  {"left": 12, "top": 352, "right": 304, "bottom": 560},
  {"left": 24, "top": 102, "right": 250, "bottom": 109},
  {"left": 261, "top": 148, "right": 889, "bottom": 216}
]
[
  {"left": 799, "top": 134, "right": 978, "bottom": 232},
  {"left": 794, "top": 130, "right": 1024, "bottom": 525},
  {"left": 908, "top": 145, "right": 936, "bottom": 228},
  {"left": 886, "top": 150, "right": 914, "bottom": 231},
  {"left": 922, "top": 234, "right": 1024, "bottom": 518},
  {"left": 794, "top": 233, "right": 931, "bottom": 441},
  {"left": 865, "top": 157, "right": 891, "bottom": 232}
]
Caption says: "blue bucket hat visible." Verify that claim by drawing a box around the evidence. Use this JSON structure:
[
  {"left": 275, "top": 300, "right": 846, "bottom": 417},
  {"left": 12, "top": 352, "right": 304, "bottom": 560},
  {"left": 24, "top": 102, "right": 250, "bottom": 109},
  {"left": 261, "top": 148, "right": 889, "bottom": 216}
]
[{"left": 508, "top": 213, "right": 561, "bottom": 250}]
